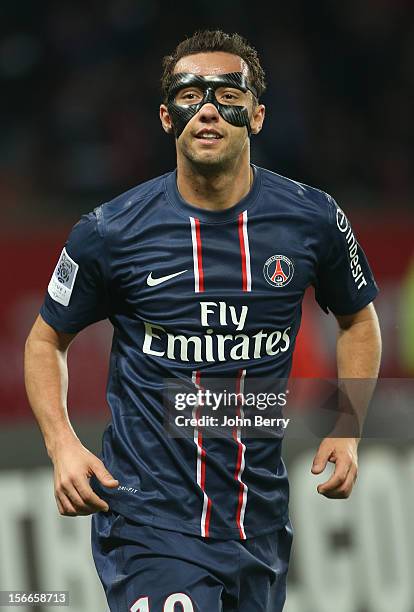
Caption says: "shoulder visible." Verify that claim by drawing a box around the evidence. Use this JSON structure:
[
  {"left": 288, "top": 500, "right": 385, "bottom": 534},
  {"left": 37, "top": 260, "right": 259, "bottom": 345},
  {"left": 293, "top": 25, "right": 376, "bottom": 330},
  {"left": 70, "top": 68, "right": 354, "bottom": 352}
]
[
  {"left": 92, "top": 172, "right": 172, "bottom": 238},
  {"left": 257, "top": 165, "right": 339, "bottom": 224}
]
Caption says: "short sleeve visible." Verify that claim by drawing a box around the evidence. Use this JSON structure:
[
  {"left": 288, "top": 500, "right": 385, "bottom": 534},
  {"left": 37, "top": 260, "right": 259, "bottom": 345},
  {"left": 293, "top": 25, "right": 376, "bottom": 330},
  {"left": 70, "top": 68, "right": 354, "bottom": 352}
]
[
  {"left": 40, "top": 210, "right": 110, "bottom": 333},
  {"left": 314, "top": 195, "right": 379, "bottom": 315}
]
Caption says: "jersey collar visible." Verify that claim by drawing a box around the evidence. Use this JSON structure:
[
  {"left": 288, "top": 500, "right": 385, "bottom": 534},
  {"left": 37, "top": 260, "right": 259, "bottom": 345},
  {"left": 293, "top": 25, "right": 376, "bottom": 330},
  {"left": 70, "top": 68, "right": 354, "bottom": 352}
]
[{"left": 165, "top": 164, "right": 262, "bottom": 224}]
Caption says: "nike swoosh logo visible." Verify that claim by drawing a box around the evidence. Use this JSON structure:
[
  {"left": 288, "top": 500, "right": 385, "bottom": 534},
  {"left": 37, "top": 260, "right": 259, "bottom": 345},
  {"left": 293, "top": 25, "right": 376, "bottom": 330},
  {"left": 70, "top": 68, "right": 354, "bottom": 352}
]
[{"left": 146, "top": 270, "right": 188, "bottom": 287}]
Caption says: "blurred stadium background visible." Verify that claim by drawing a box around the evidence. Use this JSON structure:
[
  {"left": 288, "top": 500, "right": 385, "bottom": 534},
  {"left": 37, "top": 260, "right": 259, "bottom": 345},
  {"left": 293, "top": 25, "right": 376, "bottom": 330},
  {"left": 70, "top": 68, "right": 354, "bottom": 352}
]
[{"left": 1, "top": 1, "right": 413, "bottom": 611}]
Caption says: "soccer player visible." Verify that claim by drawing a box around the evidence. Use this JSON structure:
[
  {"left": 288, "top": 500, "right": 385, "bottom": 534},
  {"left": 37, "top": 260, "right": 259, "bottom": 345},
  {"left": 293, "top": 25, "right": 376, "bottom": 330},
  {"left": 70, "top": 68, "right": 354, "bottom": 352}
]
[{"left": 24, "top": 30, "right": 382, "bottom": 612}]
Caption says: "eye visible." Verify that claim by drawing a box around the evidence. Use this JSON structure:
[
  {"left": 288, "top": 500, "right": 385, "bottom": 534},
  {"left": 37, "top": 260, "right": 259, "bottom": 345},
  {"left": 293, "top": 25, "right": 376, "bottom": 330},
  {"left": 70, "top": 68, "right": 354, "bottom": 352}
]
[
  {"left": 217, "top": 89, "right": 243, "bottom": 103},
  {"left": 177, "top": 90, "right": 202, "bottom": 103}
]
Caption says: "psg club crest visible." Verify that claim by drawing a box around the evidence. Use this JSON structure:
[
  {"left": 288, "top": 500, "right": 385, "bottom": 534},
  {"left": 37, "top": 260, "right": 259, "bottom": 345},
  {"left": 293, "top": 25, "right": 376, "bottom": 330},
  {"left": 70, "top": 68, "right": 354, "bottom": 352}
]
[{"left": 263, "top": 255, "right": 294, "bottom": 287}]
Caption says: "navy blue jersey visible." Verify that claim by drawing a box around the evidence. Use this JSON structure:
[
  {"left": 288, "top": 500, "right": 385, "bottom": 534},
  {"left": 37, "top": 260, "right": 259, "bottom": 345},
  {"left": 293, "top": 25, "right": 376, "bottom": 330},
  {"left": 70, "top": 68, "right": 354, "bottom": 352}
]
[{"left": 40, "top": 165, "right": 378, "bottom": 539}]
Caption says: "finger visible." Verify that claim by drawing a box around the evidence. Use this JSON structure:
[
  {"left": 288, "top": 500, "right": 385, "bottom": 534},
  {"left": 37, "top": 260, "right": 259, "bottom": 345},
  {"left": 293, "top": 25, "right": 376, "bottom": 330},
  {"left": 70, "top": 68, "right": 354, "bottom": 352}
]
[
  {"left": 318, "top": 458, "right": 353, "bottom": 495},
  {"left": 61, "top": 480, "right": 92, "bottom": 512},
  {"left": 74, "top": 479, "right": 109, "bottom": 512},
  {"left": 55, "top": 496, "right": 65, "bottom": 515},
  {"left": 321, "top": 465, "right": 358, "bottom": 499},
  {"left": 311, "top": 442, "right": 334, "bottom": 474},
  {"left": 57, "top": 492, "right": 79, "bottom": 517},
  {"left": 92, "top": 461, "right": 119, "bottom": 488}
]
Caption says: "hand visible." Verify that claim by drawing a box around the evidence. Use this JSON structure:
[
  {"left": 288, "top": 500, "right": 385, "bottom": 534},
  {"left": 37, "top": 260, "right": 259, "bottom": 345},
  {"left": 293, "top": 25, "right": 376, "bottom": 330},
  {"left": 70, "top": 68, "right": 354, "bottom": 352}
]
[
  {"left": 311, "top": 437, "right": 358, "bottom": 499},
  {"left": 50, "top": 435, "right": 119, "bottom": 516}
]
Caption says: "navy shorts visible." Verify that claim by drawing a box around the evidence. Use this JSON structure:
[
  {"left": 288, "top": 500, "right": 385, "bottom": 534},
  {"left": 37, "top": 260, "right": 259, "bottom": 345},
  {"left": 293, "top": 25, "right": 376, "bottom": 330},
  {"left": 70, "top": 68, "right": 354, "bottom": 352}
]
[{"left": 91, "top": 511, "right": 293, "bottom": 612}]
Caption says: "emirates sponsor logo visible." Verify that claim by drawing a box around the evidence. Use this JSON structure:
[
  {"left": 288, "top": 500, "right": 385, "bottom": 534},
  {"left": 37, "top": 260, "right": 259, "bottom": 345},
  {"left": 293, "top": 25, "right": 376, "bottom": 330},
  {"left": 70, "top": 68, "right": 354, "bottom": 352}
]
[{"left": 142, "top": 301, "right": 292, "bottom": 363}]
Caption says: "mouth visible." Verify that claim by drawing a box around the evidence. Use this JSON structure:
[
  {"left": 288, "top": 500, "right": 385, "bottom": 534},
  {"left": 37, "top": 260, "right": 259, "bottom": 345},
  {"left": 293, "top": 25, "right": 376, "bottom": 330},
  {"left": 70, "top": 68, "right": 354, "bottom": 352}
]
[{"left": 194, "top": 129, "right": 224, "bottom": 142}]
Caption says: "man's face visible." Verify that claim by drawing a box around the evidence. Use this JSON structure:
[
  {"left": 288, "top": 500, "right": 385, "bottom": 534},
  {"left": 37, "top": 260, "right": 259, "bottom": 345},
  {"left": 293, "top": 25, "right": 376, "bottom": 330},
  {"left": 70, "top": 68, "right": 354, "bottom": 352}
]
[{"left": 160, "top": 52, "right": 265, "bottom": 171}]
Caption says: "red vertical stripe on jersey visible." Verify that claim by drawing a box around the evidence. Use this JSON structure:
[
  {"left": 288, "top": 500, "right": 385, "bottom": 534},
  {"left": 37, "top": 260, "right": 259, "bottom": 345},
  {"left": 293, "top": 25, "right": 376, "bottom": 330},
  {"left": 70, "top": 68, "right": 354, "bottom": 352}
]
[
  {"left": 199, "top": 435, "right": 212, "bottom": 536},
  {"left": 195, "top": 218, "right": 204, "bottom": 293},
  {"left": 233, "top": 429, "right": 245, "bottom": 538},
  {"left": 238, "top": 211, "right": 251, "bottom": 292},
  {"left": 233, "top": 368, "right": 248, "bottom": 539},
  {"left": 192, "top": 370, "right": 212, "bottom": 537},
  {"left": 238, "top": 213, "right": 248, "bottom": 291}
]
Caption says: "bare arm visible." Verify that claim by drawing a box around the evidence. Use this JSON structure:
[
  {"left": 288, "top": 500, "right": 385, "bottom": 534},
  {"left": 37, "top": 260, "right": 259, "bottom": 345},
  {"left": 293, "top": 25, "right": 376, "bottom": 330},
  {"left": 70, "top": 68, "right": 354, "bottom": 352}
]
[
  {"left": 24, "top": 315, "right": 77, "bottom": 451},
  {"left": 311, "top": 302, "right": 382, "bottom": 498},
  {"left": 336, "top": 301, "right": 382, "bottom": 378},
  {"left": 24, "top": 315, "right": 118, "bottom": 515}
]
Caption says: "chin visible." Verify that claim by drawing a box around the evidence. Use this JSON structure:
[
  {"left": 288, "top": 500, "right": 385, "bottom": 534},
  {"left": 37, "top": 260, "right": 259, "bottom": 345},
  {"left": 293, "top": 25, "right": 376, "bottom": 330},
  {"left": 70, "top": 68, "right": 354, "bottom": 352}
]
[{"left": 187, "top": 146, "right": 231, "bottom": 168}]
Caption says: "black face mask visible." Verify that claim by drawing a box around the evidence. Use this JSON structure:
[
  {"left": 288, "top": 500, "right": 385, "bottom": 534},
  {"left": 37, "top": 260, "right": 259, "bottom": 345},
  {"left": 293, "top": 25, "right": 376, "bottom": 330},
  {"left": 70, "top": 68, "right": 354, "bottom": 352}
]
[{"left": 166, "top": 72, "right": 258, "bottom": 139}]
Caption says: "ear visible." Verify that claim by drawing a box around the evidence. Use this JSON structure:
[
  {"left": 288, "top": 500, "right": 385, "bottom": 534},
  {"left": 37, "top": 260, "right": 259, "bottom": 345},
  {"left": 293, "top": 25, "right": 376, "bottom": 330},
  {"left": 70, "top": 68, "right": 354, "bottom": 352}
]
[
  {"left": 159, "top": 104, "right": 174, "bottom": 134},
  {"left": 250, "top": 103, "right": 265, "bottom": 135}
]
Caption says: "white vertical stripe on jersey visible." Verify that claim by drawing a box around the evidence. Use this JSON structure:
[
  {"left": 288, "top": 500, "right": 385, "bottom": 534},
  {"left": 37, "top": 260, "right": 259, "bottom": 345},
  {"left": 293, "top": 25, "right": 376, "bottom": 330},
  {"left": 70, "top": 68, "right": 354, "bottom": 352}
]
[
  {"left": 242, "top": 210, "right": 252, "bottom": 291},
  {"left": 235, "top": 369, "right": 248, "bottom": 539},
  {"left": 192, "top": 370, "right": 210, "bottom": 537},
  {"left": 190, "top": 217, "right": 200, "bottom": 293}
]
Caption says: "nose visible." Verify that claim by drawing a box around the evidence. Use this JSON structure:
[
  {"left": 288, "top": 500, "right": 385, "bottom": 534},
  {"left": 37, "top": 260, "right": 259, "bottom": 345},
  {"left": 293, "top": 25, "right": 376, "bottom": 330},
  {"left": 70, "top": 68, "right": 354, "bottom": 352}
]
[{"left": 197, "top": 102, "right": 220, "bottom": 123}]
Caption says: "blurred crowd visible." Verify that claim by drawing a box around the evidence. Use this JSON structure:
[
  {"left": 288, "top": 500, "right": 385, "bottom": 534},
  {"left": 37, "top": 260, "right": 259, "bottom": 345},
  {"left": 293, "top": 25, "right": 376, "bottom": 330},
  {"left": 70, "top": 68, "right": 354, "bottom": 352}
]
[{"left": 1, "top": 0, "right": 413, "bottom": 227}]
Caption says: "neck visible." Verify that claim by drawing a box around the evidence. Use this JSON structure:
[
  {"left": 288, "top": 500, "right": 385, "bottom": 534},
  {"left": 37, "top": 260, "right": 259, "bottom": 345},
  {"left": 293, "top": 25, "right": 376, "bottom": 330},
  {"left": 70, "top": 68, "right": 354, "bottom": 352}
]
[{"left": 176, "top": 152, "right": 253, "bottom": 212}]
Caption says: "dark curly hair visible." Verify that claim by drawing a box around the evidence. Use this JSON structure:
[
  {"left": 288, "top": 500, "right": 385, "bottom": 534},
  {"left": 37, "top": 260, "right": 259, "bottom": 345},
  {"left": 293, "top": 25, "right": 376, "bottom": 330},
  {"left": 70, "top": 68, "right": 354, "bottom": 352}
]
[{"left": 161, "top": 30, "right": 266, "bottom": 103}]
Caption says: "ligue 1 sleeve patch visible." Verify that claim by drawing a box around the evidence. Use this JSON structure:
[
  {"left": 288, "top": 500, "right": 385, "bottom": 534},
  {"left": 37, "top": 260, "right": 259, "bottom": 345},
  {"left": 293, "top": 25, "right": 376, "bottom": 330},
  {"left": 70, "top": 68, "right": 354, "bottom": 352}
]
[{"left": 47, "top": 248, "right": 79, "bottom": 306}]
